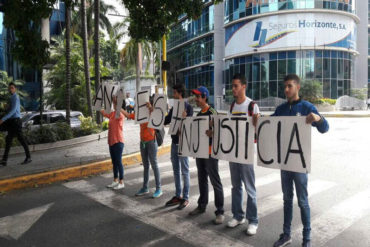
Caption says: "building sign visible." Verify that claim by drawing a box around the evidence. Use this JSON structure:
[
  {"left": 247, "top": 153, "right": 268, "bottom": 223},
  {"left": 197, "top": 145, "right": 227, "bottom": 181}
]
[{"left": 225, "top": 12, "right": 357, "bottom": 57}]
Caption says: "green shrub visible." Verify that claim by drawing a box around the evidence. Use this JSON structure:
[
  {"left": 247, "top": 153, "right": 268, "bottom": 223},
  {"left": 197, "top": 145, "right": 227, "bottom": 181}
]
[
  {"left": 102, "top": 119, "right": 109, "bottom": 131},
  {"left": 300, "top": 80, "right": 323, "bottom": 103},
  {"left": 314, "top": 98, "right": 336, "bottom": 105},
  {"left": 53, "top": 122, "right": 73, "bottom": 141},
  {"left": 26, "top": 126, "right": 59, "bottom": 144},
  {"left": 74, "top": 116, "right": 101, "bottom": 137}
]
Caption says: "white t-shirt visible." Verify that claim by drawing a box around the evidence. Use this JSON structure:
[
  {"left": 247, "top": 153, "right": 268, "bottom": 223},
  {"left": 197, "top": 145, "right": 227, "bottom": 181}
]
[{"left": 230, "top": 97, "right": 260, "bottom": 116}]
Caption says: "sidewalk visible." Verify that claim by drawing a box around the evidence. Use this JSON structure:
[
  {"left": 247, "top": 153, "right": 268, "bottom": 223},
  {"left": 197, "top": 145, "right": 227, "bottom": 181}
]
[{"left": 0, "top": 120, "right": 171, "bottom": 181}]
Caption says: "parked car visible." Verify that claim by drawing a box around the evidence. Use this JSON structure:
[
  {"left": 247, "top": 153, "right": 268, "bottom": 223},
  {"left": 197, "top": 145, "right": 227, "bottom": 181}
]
[{"left": 21, "top": 111, "right": 84, "bottom": 131}]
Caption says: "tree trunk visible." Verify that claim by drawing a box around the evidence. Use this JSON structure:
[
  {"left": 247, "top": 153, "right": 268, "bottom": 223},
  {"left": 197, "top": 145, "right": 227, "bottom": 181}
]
[
  {"left": 94, "top": 0, "right": 101, "bottom": 124},
  {"left": 81, "top": 0, "right": 93, "bottom": 117},
  {"left": 65, "top": 4, "right": 71, "bottom": 125},
  {"left": 136, "top": 42, "right": 142, "bottom": 91}
]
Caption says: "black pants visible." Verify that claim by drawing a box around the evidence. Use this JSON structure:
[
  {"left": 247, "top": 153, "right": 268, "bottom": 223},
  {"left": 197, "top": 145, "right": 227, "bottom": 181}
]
[
  {"left": 2, "top": 118, "right": 30, "bottom": 161},
  {"left": 196, "top": 156, "right": 224, "bottom": 215}
]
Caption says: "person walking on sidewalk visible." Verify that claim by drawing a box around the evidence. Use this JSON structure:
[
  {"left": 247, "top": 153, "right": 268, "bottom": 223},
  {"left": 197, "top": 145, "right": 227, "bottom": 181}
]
[
  {"left": 120, "top": 99, "right": 162, "bottom": 198},
  {"left": 164, "top": 84, "right": 193, "bottom": 210},
  {"left": 101, "top": 97, "right": 125, "bottom": 190},
  {"left": 272, "top": 74, "right": 329, "bottom": 247},
  {"left": 0, "top": 82, "right": 31, "bottom": 166},
  {"left": 188, "top": 86, "right": 225, "bottom": 224},
  {"left": 227, "top": 73, "right": 260, "bottom": 236}
]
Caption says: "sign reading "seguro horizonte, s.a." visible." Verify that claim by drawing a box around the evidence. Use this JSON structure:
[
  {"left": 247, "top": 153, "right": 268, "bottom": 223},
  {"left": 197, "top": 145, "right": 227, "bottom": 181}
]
[{"left": 225, "top": 12, "right": 356, "bottom": 58}]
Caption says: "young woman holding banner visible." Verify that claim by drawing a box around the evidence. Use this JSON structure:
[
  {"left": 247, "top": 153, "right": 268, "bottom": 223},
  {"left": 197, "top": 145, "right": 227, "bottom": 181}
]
[
  {"left": 120, "top": 98, "right": 162, "bottom": 198},
  {"left": 101, "top": 97, "right": 125, "bottom": 190}
]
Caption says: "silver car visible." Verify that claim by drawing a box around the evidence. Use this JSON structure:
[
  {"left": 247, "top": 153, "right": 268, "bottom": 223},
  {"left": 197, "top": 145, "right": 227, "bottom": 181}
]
[{"left": 21, "top": 111, "right": 84, "bottom": 131}]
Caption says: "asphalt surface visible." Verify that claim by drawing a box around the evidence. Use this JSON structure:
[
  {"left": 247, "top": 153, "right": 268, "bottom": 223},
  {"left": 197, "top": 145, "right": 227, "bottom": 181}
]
[{"left": 0, "top": 118, "right": 369, "bottom": 247}]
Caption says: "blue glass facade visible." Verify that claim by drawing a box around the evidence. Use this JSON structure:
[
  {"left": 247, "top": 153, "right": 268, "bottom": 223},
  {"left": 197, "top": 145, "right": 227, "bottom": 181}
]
[
  {"left": 167, "top": 4, "right": 216, "bottom": 104},
  {"left": 225, "top": 0, "right": 356, "bottom": 24},
  {"left": 224, "top": 50, "right": 354, "bottom": 102},
  {"left": 0, "top": 3, "right": 65, "bottom": 111}
]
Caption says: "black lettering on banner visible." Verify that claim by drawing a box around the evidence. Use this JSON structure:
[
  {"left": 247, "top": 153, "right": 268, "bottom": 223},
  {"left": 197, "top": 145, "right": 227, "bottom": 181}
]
[
  {"left": 151, "top": 96, "right": 164, "bottom": 127},
  {"left": 103, "top": 85, "right": 114, "bottom": 109},
  {"left": 220, "top": 118, "right": 235, "bottom": 154},
  {"left": 212, "top": 118, "right": 221, "bottom": 155},
  {"left": 231, "top": 117, "right": 247, "bottom": 158},
  {"left": 245, "top": 121, "right": 249, "bottom": 160},
  {"left": 277, "top": 121, "right": 281, "bottom": 164},
  {"left": 257, "top": 120, "right": 274, "bottom": 165},
  {"left": 284, "top": 122, "right": 306, "bottom": 168},
  {"left": 192, "top": 118, "right": 206, "bottom": 153},
  {"left": 180, "top": 121, "right": 192, "bottom": 153},
  {"left": 171, "top": 101, "right": 183, "bottom": 134},
  {"left": 93, "top": 85, "right": 103, "bottom": 107},
  {"left": 137, "top": 91, "right": 148, "bottom": 122}
]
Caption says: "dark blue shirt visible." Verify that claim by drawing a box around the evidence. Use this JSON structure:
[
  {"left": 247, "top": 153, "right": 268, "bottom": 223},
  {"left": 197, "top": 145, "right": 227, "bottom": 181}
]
[
  {"left": 272, "top": 99, "right": 329, "bottom": 133},
  {"left": 165, "top": 101, "right": 193, "bottom": 144}
]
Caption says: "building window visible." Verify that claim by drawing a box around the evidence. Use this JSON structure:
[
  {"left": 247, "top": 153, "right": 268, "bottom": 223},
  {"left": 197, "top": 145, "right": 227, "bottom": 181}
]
[{"left": 224, "top": 50, "right": 354, "bottom": 103}]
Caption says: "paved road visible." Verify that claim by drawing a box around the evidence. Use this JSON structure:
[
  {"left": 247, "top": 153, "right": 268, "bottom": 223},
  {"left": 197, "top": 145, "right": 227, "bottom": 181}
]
[{"left": 0, "top": 118, "right": 369, "bottom": 247}]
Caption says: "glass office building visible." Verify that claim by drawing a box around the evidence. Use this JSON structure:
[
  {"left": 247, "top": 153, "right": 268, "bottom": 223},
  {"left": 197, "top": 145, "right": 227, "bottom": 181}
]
[{"left": 167, "top": 0, "right": 365, "bottom": 108}]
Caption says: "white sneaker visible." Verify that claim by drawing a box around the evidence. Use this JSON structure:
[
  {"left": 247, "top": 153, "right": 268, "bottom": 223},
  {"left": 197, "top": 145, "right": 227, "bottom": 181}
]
[
  {"left": 113, "top": 183, "right": 125, "bottom": 190},
  {"left": 106, "top": 181, "right": 119, "bottom": 188},
  {"left": 227, "top": 218, "right": 246, "bottom": 228},
  {"left": 246, "top": 224, "right": 258, "bottom": 235}
]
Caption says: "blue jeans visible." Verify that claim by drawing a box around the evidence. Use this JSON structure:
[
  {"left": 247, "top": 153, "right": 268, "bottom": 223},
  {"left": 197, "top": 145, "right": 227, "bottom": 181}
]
[
  {"left": 170, "top": 143, "right": 190, "bottom": 200},
  {"left": 109, "top": 142, "right": 124, "bottom": 180},
  {"left": 140, "top": 140, "right": 161, "bottom": 190},
  {"left": 229, "top": 162, "right": 258, "bottom": 224},
  {"left": 281, "top": 170, "right": 311, "bottom": 242}
]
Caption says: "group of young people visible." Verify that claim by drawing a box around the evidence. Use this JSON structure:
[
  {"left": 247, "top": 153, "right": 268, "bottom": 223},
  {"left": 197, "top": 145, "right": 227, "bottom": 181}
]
[{"left": 101, "top": 73, "right": 329, "bottom": 247}]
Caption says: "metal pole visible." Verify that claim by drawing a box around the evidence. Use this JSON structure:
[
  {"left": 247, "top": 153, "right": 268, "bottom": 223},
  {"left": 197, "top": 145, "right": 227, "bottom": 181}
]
[{"left": 162, "top": 35, "right": 167, "bottom": 95}]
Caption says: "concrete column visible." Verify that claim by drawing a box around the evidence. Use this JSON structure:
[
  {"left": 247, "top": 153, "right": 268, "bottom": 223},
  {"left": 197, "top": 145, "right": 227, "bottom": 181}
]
[
  {"left": 213, "top": 2, "right": 225, "bottom": 110},
  {"left": 355, "top": 1, "right": 368, "bottom": 90}
]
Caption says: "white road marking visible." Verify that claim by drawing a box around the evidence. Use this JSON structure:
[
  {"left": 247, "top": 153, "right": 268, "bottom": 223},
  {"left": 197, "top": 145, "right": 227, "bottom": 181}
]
[
  {"left": 64, "top": 180, "right": 251, "bottom": 247},
  {"left": 293, "top": 188, "right": 370, "bottom": 247},
  {"left": 0, "top": 203, "right": 54, "bottom": 240}
]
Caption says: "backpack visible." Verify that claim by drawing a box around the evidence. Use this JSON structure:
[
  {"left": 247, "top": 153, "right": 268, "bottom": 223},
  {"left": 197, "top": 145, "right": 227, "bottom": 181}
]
[
  {"left": 229, "top": 100, "right": 255, "bottom": 116},
  {"left": 155, "top": 127, "right": 165, "bottom": 146},
  {"left": 230, "top": 100, "right": 257, "bottom": 142}
]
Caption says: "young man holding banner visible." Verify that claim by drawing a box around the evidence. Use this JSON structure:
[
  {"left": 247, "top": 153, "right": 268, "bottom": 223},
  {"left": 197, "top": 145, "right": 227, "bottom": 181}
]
[
  {"left": 188, "top": 86, "right": 225, "bottom": 224},
  {"left": 227, "top": 74, "right": 260, "bottom": 235},
  {"left": 164, "top": 84, "right": 193, "bottom": 210},
  {"left": 272, "top": 74, "right": 329, "bottom": 247}
]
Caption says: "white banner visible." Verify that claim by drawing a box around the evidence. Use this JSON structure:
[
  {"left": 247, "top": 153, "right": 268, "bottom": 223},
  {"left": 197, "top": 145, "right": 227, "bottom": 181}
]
[
  {"left": 168, "top": 99, "right": 185, "bottom": 135},
  {"left": 211, "top": 116, "right": 254, "bottom": 164},
  {"left": 92, "top": 84, "right": 119, "bottom": 114},
  {"left": 225, "top": 12, "right": 356, "bottom": 57},
  {"left": 148, "top": 94, "right": 167, "bottom": 130},
  {"left": 256, "top": 117, "right": 311, "bottom": 173},
  {"left": 179, "top": 116, "right": 209, "bottom": 159},
  {"left": 135, "top": 90, "right": 150, "bottom": 124},
  {"left": 115, "top": 88, "right": 125, "bottom": 119}
]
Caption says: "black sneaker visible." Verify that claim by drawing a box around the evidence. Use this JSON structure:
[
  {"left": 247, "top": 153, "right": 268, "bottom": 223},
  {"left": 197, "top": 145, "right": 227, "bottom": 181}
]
[
  {"left": 177, "top": 199, "right": 189, "bottom": 210},
  {"left": 302, "top": 240, "right": 311, "bottom": 247},
  {"left": 165, "top": 196, "right": 182, "bottom": 207},
  {"left": 273, "top": 233, "right": 292, "bottom": 247},
  {"left": 188, "top": 206, "right": 205, "bottom": 216},
  {"left": 0, "top": 160, "right": 6, "bottom": 166},
  {"left": 21, "top": 157, "right": 32, "bottom": 165}
]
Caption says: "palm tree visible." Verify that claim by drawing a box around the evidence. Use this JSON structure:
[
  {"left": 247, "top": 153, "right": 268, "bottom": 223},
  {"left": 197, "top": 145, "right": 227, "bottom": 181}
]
[
  {"left": 65, "top": 1, "right": 72, "bottom": 124},
  {"left": 94, "top": 0, "right": 101, "bottom": 124},
  {"left": 81, "top": 0, "right": 93, "bottom": 117},
  {"left": 120, "top": 39, "right": 152, "bottom": 91}
]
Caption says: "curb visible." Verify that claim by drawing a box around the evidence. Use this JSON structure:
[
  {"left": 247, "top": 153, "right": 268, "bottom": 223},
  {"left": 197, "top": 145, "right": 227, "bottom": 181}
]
[
  {"left": 0, "top": 131, "right": 109, "bottom": 156},
  {"left": 0, "top": 144, "right": 171, "bottom": 193}
]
